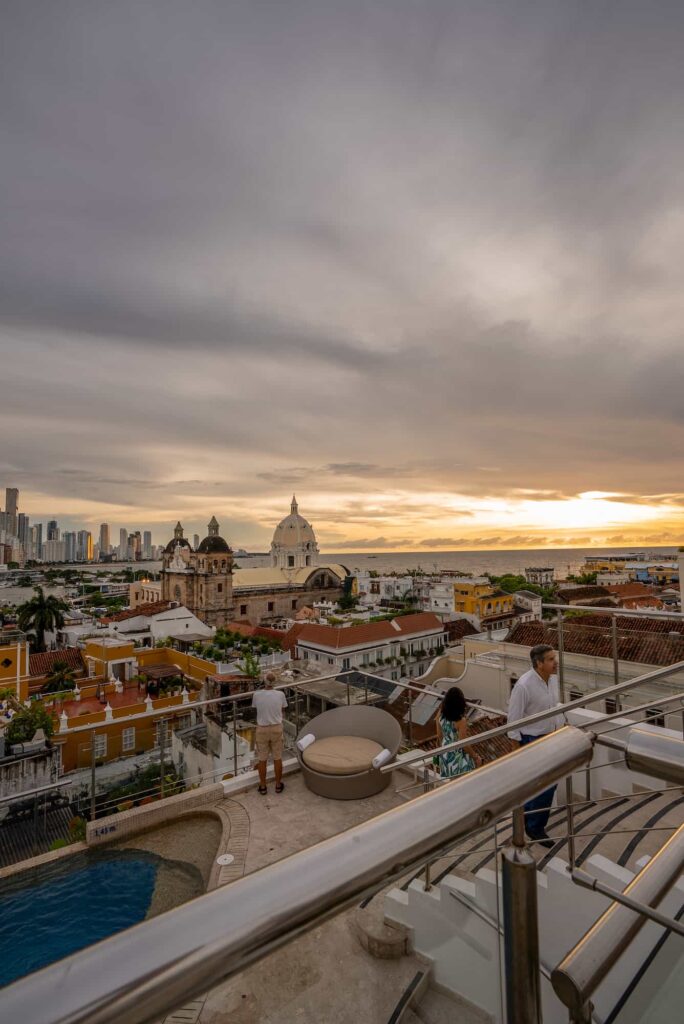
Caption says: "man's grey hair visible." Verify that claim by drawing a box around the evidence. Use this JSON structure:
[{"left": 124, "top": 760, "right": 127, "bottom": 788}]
[{"left": 530, "top": 644, "right": 554, "bottom": 668}]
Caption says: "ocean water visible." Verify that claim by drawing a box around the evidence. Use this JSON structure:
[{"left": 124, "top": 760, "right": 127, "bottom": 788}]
[
  {"left": 1, "top": 546, "right": 677, "bottom": 605},
  {"left": 318, "top": 546, "right": 679, "bottom": 578}
]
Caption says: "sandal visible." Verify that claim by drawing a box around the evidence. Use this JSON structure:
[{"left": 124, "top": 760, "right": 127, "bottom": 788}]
[
  {"left": 258, "top": 786, "right": 267, "bottom": 795},
  {"left": 275, "top": 782, "right": 284, "bottom": 794}
]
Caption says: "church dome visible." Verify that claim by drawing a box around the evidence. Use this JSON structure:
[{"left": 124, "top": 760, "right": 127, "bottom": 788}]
[
  {"left": 164, "top": 522, "right": 192, "bottom": 554},
  {"left": 271, "top": 496, "right": 317, "bottom": 549},
  {"left": 197, "top": 516, "right": 232, "bottom": 554}
]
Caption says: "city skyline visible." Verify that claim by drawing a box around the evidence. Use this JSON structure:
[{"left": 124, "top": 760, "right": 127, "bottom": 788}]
[{"left": 2, "top": 4, "right": 684, "bottom": 551}]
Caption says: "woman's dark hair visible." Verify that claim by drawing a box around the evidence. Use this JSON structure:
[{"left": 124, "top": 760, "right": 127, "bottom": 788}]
[{"left": 441, "top": 686, "right": 468, "bottom": 723}]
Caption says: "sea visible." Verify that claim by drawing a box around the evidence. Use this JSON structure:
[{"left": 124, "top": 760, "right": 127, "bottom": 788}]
[{"left": 0, "top": 546, "right": 678, "bottom": 607}]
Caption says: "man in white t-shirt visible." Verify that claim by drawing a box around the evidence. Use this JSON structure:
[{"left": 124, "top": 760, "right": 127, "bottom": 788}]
[{"left": 252, "top": 672, "right": 287, "bottom": 794}]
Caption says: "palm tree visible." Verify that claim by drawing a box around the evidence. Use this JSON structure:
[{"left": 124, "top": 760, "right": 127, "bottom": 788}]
[
  {"left": 42, "top": 660, "right": 77, "bottom": 694},
  {"left": 17, "top": 587, "right": 69, "bottom": 652}
]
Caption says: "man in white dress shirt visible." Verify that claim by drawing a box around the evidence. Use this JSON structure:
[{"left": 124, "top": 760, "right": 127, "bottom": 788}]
[{"left": 507, "top": 644, "right": 564, "bottom": 848}]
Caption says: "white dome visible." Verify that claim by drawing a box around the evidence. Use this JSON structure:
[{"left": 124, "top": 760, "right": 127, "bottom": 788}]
[{"left": 270, "top": 497, "right": 319, "bottom": 569}]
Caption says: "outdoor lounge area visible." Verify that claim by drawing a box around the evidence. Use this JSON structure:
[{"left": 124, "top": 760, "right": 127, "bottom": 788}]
[{"left": 296, "top": 705, "right": 402, "bottom": 800}]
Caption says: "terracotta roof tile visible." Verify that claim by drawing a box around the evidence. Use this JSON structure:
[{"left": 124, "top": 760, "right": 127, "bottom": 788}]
[
  {"left": 28, "top": 648, "right": 85, "bottom": 679},
  {"left": 101, "top": 601, "right": 171, "bottom": 623},
  {"left": 296, "top": 613, "right": 445, "bottom": 650},
  {"left": 505, "top": 616, "right": 684, "bottom": 667}
]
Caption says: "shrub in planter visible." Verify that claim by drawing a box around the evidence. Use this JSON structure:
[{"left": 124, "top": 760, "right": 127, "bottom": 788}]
[
  {"left": 116, "top": 800, "right": 135, "bottom": 813},
  {"left": 68, "top": 816, "right": 87, "bottom": 842}
]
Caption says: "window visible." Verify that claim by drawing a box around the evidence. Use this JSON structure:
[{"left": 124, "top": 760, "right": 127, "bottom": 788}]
[
  {"left": 93, "top": 734, "right": 107, "bottom": 759},
  {"left": 288, "top": 555, "right": 295, "bottom": 567},
  {"left": 292, "top": 599, "right": 297, "bottom": 610},
  {"left": 240, "top": 604, "right": 247, "bottom": 616},
  {"left": 605, "top": 697, "right": 619, "bottom": 715},
  {"left": 328, "top": 657, "right": 334, "bottom": 665},
  {"left": 122, "top": 727, "right": 135, "bottom": 752},
  {"left": 342, "top": 657, "right": 350, "bottom": 671},
  {"left": 569, "top": 689, "right": 582, "bottom": 702},
  {"left": 155, "top": 721, "right": 171, "bottom": 745},
  {"left": 268, "top": 601, "right": 274, "bottom": 612},
  {"left": 218, "top": 583, "right": 223, "bottom": 593},
  {"left": 645, "top": 708, "right": 665, "bottom": 728}
]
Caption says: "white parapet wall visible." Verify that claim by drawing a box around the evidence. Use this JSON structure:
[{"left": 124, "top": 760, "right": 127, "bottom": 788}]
[{"left": 385, "top": 854, "right": 684, "bottom": 1023}]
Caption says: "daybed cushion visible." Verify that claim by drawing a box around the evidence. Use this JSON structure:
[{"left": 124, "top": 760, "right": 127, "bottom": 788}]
[{"left": 302, "top": 735, "right": 384, "bottom": 776}]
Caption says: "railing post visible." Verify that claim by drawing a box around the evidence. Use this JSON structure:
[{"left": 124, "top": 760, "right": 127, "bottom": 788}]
[
  {"left": 232, "top": 701, "right": 238, "bottom": 777},
  {"left": 408, "top": 688, "right": 413, "bottom": 745},
  {"left": 565, "top": 776, "right": 576, "bottom": 869},
  {"left": 159, "top": 718, "right": 165, "bottom": 799},
  {"left": 90, "top": 728, "right": 97, "bottom": 822},
  {"left": 556, "top": 612, "right": 566, "bottom": 703},
  {"left": 610, "top": 616, "right": 619, "bottom": 690},
  {"left": 294, "top": 688, "right": 300, "bottom": 735},
  {"left": 501, "top": 807, "right": 542, "bottom": 1024}
]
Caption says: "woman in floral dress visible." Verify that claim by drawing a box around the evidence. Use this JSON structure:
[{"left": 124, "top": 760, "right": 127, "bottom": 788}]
[{"left": 436, "top": 686, "right": 479, "bottom": 779}]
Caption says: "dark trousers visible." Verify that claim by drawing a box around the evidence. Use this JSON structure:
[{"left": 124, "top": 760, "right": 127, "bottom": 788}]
[{"left": 520, "top": 733, "right": 557, "bottom": 837}]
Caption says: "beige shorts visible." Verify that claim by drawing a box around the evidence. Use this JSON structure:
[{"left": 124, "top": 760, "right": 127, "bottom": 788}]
[{"left": 255, "top": 724, "right": 284, "bottom": 761}]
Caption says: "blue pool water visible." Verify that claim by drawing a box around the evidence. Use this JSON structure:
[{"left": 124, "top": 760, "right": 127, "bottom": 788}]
[{"left": 0, "top": 851, "right": 159, "bottom": 987}]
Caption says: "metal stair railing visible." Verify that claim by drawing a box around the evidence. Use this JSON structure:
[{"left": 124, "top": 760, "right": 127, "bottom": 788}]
[{"left": 0, "top": 727, "right": 593, "bottom": 1024}]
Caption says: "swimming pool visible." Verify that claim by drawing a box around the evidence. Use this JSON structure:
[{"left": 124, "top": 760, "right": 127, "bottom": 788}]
[{"left": 0, "top": 850, "right": 161, "bottom": 987}]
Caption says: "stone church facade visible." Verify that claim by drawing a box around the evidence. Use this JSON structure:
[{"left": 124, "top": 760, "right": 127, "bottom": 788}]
[{"left": 161, "top": 502, "right": 348, "bottom": 628}]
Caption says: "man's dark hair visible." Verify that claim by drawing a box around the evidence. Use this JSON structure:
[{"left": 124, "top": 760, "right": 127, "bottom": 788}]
[
  {"left": 441, "top": 686, "right": 468, "bottom": 723},
  {"left": 530, "top": 644, "right": 554, "bottom": 668}
]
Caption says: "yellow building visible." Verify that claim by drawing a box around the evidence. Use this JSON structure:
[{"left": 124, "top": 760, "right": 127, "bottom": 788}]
[
  {"left": 0, "top": 636, "right": 30, "bottom": 699},
  {"left": 453, "top": 578, "right": 515, "bottom": 626}
]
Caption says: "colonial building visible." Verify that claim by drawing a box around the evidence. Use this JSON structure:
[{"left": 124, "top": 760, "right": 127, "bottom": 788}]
[
  {"left": 161, "top": 518, "right": 235, "bottom": 628},
  {"left": 160, "top": 501, "right": 349, "bottom": 628}
]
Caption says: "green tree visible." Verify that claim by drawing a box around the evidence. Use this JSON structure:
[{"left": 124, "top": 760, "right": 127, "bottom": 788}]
[
  {"left": 17, "top": 586, "right": 69, "bottom": 652},
  {"left": 42, "top": 660, "right": 77, "bottom": 694},
  {"left": 239, "top": 650, "right": 261, "bottom": 679},
  {"left": 6, "top": 703, "right": 55, "bottom": 744}
]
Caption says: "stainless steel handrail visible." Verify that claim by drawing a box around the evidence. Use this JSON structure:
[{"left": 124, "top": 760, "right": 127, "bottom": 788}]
[
  {"left": 0, "top": 728, "right": 594, "bottom": 1024},
  {"left": 382, "top": 659, "right": 684, "bottom": 773},
  {"left": 552, "top": 822, "right": 684, "bottom": 1023}
]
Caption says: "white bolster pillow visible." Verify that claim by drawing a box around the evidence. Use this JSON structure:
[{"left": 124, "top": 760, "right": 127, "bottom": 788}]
[
  {"left": 297, "top": 733, "right": 316, "bottom": 752},
  {"left": 372, "top": 747, "right": 392, "bottom": 769}
]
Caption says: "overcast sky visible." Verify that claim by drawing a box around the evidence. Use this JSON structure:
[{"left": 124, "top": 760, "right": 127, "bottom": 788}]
[{"left": 2, "top": 1, "right": 683, "bottom": 550}]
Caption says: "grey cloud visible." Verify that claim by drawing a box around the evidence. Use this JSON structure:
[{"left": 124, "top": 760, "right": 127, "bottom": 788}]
[{"left": 3, "top": 1, "right": 684, "bottom": 533}]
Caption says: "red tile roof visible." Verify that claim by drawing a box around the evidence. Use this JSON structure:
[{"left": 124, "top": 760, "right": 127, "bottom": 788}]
[
  {"left": 505, "top": 616, "right": 684, "bottom": 667},
  {"left": 101, "top": 602, "right": 171, "bottom": 623},
  {"left": 28, "top": 648, "right": 85, "bottom": 679},
  {"left": 603, "top": 582, "right": 655, "bottom": 598},
  {"left": 558, "top": 586, "right": 610, "bottom": 603},
  {"left": 295, "top": 613, "right": 445, "bottom": 651},
  {"left": 445, "top": 619, "right": 480, "bottom": 642},
  {"left": 418, "top": 714, "right": 516, "bottom": 765}
]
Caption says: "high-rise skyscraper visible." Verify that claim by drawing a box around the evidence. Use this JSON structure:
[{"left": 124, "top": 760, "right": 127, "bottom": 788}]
[
  {"left": 32, "top": 523, "right": 43, "bottom": 560},
  {"left": 47, "top": 520, "right": 59, "bottom": 541},
  {"left": 99, "top": 523, "right": 110, "bottom": 556},
  {"left": 63, "top": 531, "right": 77, "bottom": 562},
  {"left": 193, "top": 533, "right": 200, "bottom": 551},
  {"left": 3, "top": 487, "right": 19, "bottom": 536},
  {"left": 118, "top": 527, "right": 127, "bottom": 560},
  {"left": 77, "top": 530, "right": 93, "bottom": 561},
  {"left": 17, "top": 512, "right": 29, "bottom": 549},
  {"left": 143, "top": 530, "right": 152, "bottom": 559}
]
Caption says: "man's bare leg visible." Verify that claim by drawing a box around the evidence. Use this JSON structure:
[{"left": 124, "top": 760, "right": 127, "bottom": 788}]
[
  {"left": 258, "top": 759, "right": 267, "bottom": 788},
  {"left": 274, "top": 758, "right": 283, "bottom": 786}
]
